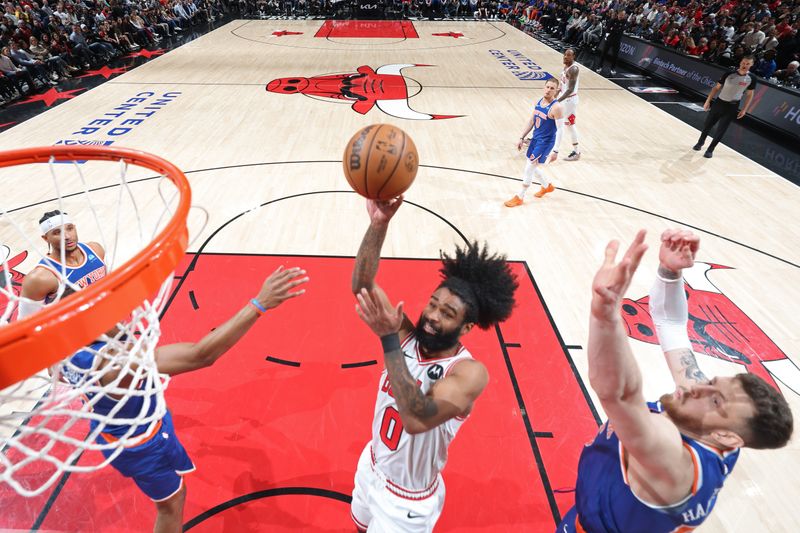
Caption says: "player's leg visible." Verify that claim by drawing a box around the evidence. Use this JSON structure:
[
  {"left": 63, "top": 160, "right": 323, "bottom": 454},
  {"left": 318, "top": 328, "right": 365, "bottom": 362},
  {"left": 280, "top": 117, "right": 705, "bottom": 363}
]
[
  {"left": 532, "top": 138, "right": 556, "bottom": 198},
  {"left": 105, "top": 412, "right": 195, "bottom": 532},
  {"left": 504, "top": 158, "right": 537, "bottom": 206},
  {"left": 695, "top": 100, "right": 723, "bottom": 150},
  {"left": 154, "top": 481, "right": 186, "bottom": 533},
  {"left": 505, "top": 138, "right": 554, "bottom": 206},
  {"left": 705, "top": 103, "right": 736, "bottom": 157},
  {"left": 563, "top": 96, "right": 580, "bottom": 160},
  {"left": 351, "top": 444, "right": 375, "bottom": 532}
]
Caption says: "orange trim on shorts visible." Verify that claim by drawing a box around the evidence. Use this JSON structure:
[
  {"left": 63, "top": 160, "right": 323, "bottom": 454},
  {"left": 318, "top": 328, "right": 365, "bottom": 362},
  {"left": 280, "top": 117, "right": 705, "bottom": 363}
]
[
  {"left": 100, "top": 418, "right": 163, "bottom": 448},
  {"left": 575, "top": 514, "right": 587, "bottom": 533}
]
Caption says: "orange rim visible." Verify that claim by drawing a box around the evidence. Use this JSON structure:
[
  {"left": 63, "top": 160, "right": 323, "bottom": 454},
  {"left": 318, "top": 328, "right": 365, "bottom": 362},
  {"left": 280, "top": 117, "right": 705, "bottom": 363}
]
[{"left": 0, "top": 146, "right": 191, "bottom": 390}]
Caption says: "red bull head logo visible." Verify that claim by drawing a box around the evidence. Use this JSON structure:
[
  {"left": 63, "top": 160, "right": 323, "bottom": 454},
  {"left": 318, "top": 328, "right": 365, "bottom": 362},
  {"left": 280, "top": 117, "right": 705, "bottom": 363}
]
[
  {"left": 622, "top": 261, "right": 800, "bottom": 396},
  {"left": 266, "top": 64, "right": 461, "bottom": 120},
  {"left": 0, "top": 245, "right": 28, "bottom": 320}
]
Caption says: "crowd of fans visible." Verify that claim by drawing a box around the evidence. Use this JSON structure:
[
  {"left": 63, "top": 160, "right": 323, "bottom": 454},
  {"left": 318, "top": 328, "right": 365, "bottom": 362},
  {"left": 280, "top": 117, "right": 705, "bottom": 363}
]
[
  {"left": 517, "top": 0, "right": 799, "bottom": 88},
  {"left": 2, "top": 0, "right": 798, "bottom": 106},
  {"left": 236, "top": 0, "right": 799, "bottom": 89},
  {"left": 1, "top": 0, "right": 230, "bottom": 105}
]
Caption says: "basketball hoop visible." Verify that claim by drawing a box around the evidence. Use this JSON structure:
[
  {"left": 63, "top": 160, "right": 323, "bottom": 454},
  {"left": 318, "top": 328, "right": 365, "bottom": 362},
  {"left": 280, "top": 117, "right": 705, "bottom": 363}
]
[{"left": 0, "top": 145, "right": 191, "bottom": 497}]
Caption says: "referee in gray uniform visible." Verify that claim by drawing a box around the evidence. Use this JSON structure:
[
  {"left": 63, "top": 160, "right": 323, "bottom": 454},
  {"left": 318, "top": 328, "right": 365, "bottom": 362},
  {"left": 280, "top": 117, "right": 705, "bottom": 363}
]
[{"left": 694, "top": 56, "right": 756, "bottom": 158}]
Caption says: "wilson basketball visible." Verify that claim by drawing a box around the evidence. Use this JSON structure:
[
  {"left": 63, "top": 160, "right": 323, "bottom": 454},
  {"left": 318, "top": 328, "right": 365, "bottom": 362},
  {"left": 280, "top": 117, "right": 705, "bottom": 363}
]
[{"left": 343, "top": 124, "right": 419, "bottom": 200}]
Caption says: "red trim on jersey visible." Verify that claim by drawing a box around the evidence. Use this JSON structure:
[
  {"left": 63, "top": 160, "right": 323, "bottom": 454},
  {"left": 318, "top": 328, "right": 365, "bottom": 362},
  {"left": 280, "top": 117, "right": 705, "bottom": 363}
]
[
  {"left": 414, "top": 342, "right": 467, "bottom": 366},
  {"left": 350, "top": 510, "right": 368, "bottom": 530},
  {"left": 370, "top": 445, "right": 439, "bottom": 500},
  {"left": 400, "top": 331, "right": 414, "bottom": 348},
  {"left": 386, "top": 479, "right": 439, "bottom": 501},
  {"left": 443, "top": 355, "right": 473, "bottom": 378}
]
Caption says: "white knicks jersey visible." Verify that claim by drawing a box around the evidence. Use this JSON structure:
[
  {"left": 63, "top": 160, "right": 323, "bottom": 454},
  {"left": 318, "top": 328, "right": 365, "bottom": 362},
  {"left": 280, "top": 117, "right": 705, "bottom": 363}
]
[
  {"left": 559, "top": 64, "right": 580, "bottom": 98},
  {"left": 370, "top": 333, "right": 474, "bottom": 493}
]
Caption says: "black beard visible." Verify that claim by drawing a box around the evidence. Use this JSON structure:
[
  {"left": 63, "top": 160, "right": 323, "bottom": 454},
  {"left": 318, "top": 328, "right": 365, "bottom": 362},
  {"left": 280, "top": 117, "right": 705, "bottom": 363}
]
[{"left": 414, "top": 314, "right": 462, "bottom": 354}]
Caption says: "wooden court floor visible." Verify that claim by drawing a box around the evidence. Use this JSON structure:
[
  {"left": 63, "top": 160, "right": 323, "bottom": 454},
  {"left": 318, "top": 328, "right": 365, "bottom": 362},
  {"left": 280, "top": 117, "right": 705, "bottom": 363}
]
[{"left": 1, "top": 19, "right": 799, "bottom": 532}]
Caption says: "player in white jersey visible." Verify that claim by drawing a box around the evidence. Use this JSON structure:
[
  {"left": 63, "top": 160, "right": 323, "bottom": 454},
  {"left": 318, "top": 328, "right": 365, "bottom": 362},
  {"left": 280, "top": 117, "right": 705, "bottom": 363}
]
[
  {"left": 551, "top": 49, "right": 581, "bottom": 162},
  {"left": 350, "top": 196, "right": 518, "bottom": 532}
]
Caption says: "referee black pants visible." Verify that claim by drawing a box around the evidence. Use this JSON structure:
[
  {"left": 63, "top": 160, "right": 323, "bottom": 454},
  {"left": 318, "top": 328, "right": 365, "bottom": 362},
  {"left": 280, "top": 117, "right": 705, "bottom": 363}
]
[
  {"left": 698, "top": 99, "right": 739, "bottom": 152},
  {"left": 597, "top": 37, "right": 622, "bottom": 70}
]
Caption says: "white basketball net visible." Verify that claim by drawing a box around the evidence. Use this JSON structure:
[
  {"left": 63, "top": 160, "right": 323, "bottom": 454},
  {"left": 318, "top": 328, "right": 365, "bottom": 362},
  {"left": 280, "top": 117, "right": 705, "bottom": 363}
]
[{"left": 0, "top": 153, "right": 183, "bottom": 497}]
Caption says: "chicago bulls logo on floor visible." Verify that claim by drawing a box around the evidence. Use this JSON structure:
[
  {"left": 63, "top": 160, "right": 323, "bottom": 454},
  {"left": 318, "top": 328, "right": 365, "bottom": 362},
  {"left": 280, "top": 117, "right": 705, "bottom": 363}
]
[
  {"left": 621, "top": 262, "right": 800, "bottom": 397},
  {"left": 266, "top": 64, "right": 462, "bottom": 120}
]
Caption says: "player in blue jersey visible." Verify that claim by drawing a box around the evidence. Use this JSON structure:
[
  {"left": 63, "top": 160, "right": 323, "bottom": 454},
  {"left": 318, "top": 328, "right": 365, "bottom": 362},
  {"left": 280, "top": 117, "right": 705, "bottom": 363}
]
[
  {"left": 18, "top": 210, "right": 107, "bottom": 318},
  {"left": 558, "top": 229, "right": 793, "bottom": 533},
  {"left": 505, "top": 77, "right": 564, "bottom": 207},
  {"left": 59, "top": 265, "right": 308, "bottom": 533}
]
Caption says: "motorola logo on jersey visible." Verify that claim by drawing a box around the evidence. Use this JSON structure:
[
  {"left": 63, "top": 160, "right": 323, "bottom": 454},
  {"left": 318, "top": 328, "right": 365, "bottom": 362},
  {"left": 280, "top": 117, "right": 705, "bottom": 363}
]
[
  {"left": 427, "top": 364, "right": 444, "bottom": 380},
  {"left": 621, "top": 261, "right": 800, "bottom": 397},
  {"left": 265, "top": 64, "right": 462, "bottom": 121}
]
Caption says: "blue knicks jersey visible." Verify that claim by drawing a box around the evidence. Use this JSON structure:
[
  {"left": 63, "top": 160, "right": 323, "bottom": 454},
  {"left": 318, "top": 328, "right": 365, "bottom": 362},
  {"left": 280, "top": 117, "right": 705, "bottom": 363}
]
[
  {"left": 574, "top": 401, "right": 739, "bottom": 533},
  {"left": 532, "top": 98, "right": 557, "bottom": 141},
  {"left": 62, "top": 342, "right": 159, "bottom": 440},
  {"left": 38, "top": 242, "right": 106, "bottom": 303}
]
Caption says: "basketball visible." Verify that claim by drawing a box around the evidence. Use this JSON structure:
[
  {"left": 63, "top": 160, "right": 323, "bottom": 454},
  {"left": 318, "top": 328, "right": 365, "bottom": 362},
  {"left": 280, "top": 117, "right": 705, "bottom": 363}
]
[{"left": 343, "top": 124, "right": 419, "bottom": 200}]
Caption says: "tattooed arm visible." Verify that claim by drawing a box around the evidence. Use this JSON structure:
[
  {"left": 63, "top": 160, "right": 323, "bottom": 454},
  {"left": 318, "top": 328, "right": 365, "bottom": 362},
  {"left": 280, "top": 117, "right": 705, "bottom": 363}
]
[
  {"left": 664, "top": 348, "right": 710, "bottom": 386},
  {"left": 355, "top": 288, "right": 487, "bottom": 434},
  {"left": 557, "top": 65, "right": 578, "bottom": 103},
  {"left": 651, "top": 230, "right": 710, "bottom": 388},
  {"left": 352, "top": 198, "right": 414, "bottom": 337}
]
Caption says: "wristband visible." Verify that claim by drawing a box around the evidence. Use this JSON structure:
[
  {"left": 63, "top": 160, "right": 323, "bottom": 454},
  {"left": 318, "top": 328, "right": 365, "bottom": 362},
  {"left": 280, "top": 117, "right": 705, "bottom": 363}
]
[
  {"left": 380, "top": 333, "right": 401, "bottom": 353},
  {"left": 250, "top": 298, "right": 267, "bottom": 316}
]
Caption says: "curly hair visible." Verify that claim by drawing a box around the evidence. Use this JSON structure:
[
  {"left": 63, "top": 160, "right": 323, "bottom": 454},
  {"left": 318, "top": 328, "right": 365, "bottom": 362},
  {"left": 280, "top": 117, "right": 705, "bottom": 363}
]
[
  {"left": 438, "top": 241, "right": 518, "bottom": 330},
  {"left": 736, "top": 373, "right": 793, "bottom": 449}
]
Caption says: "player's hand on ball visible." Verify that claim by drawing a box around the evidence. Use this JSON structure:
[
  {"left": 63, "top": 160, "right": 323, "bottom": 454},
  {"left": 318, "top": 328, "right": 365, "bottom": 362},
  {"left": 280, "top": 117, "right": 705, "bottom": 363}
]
[
  {"left": 355, "top": 288, "right": 404, "bottom": 337},
  {"left": 658, "top": 229, "right": 699, "bottom": 274},
  {"left": 256, "top": 266, "right": 309, "bottom": 309},
  {"left": 591, "top": 230, "right": 648, "bottom": 322},
  {"left": 367, "top": 196, "right": 403, "bottom": 225}
]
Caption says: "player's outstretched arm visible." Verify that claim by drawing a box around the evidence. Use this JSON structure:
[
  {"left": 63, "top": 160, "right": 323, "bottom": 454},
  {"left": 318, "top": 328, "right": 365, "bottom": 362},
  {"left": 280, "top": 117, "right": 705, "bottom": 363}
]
[
  {"left": 351, "top": 197, "right": 402, "bottom": 294},
  {"left": 649, "top": 229, "right": 709, "bottom": 388},
  {"left": 588, "top": 231, "right": 692, "bottom": 490},
  {"left": 352, "top": 197, "right": 413, "bottom": 336},
  {"left": 155, "top": 266, "right": 308, "bottom": 376},
  {"left": 355, "top": 287, "right": 486, "bottom": 434}
]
